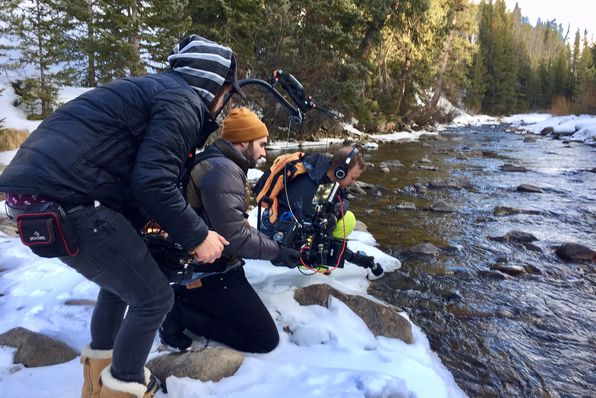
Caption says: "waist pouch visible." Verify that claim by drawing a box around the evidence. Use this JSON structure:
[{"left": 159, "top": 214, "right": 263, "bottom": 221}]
[{"left": 16, "top": 202, "right": 80, "bottom": 258}]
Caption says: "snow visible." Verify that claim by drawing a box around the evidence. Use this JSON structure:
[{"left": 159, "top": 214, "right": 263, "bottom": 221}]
[
  {"left": 0, "top": 204, "right": 466, "bottom": 398},
  {"left": 504, "top": 113, "right": 596, "bottom": 142}
]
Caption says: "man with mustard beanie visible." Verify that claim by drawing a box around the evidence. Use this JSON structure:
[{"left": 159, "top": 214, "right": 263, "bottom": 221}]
[{"left": 159, "top": 107, "right": 299, "bottom": 352}]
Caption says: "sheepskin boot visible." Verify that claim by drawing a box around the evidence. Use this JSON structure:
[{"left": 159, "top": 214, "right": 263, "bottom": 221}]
[
  {"left": 99, "top": 366, "right": 158, "bottom": 398},
  {"left": 81, "top": 345, "right": 113, "bottom": 398}
]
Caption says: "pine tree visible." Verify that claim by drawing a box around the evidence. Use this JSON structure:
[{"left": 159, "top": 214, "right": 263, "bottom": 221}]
[{"left": 2, "top": 0, "right": 73, "bottom": 118}]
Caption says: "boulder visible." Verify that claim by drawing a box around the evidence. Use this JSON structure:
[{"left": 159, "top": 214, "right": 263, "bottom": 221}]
[
  {"left": 294, "top": 284, "right": 413, "bottom": 344},
  {"left": 147, "top": 348, "right": 243, "bottom": 391},
  {"left": 555, "top": 243, "right": 596, "bottom": 262},
  {"left": 0, "top": 327, "right": 78, "bottom": 367}
]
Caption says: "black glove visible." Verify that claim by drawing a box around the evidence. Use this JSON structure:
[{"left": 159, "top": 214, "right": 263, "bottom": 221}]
[
  {"left": 347, "top": 250, "right": 375, "bottom": 269},
  {"left": 272, "top": 244, "right": 299, "bottom": 268}
]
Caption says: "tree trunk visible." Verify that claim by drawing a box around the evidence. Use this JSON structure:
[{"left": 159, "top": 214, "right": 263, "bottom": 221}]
[
  {"left": 129, "top": 1, "right": 144, "bottom": 76},
  {"left": 86, "top": 0, "right": 96, "bottom": 87}
]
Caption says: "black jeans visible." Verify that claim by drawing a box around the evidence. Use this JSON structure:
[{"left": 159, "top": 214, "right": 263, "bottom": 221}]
[
  {"left": 60, "top": 205, "right": 173, "bottom": 384},
  {"left": 164, "top": 267, "right": 279, "bottom": 353}
]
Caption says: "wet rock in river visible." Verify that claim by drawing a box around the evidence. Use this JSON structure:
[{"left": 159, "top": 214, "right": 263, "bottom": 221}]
[
  {"left": 418, "top": 165, "right": 438, "bottom": 171},
  {"left": 428, "top": 176, "right": 472, "bottom": 190},
  {"left": 406, "top": 242, "right": 441, "bottom": 257},
  {"left": 413, "top": 183, "right": 428, "bottom": 194},
  {"left": 430, "top": 201, "right": 454, "bottom": 212},
  {"left": 493, "top": 206, "right": 542, "bottom": 216},
  {"left": 555, "top": 243, "right": 596, "bottom": 262},
  {"left": 490, "top": 263, "right": 526, "bottom": 276},
  {"left": 516, "top": 184, "right": 543, "bottom": 193},
  {"left": 379, "top": 160, "right": 403, "bottom": 169},
  {"left": 396, "top": 201, "right": 416, "bottom": 210},
  {"left": 500, "top": 164, "right": 528, "bottom": 172},
  {"left": 524, "top": 136, "right": 537, "bottom": 142},
  {"left": 479, "top": 270, "right": 510, "bottom": 280},
  {"left": 488, "top": 230, "right": 538, "bottom": 243}
]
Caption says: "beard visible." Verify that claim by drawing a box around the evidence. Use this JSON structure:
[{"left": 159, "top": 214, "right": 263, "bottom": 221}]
[{"left": 243, "top": 144, "right": 258, "bottom": 168}]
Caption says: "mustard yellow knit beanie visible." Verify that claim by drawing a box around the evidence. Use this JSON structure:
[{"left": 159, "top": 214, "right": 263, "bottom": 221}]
[{"left": 221, "top": 107, "right": 269, "bottom": 143}]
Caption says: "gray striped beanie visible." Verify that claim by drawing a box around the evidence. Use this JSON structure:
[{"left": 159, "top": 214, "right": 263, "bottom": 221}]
[{"left": 168, "top": 35, "right": 235, "bottom": 105}]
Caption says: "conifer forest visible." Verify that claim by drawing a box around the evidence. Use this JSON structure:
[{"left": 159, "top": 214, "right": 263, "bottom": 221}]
[{"left": 1, "top": 0, "right": 595, "bottom": 134}]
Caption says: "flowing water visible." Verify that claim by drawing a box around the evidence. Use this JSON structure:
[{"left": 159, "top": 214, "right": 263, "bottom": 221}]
[{"left": 267, "top": 125, "right": 596, "bottom": 397}]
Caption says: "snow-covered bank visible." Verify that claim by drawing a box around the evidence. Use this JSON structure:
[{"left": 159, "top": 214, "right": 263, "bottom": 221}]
[
  {"left": 504, "top": 113, "right": 596, "bottom": 143},
  {"left": 0, "top": 198, "right": 465, "bottom": 397}
]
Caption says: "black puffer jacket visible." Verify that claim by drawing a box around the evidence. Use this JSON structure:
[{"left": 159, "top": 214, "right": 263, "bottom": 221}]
[
  {"left": 0, "top": 71, "right": 218, "bottom": 250},
  {"left": 188, "top": 139, "right": 280, "bottom": 271}
]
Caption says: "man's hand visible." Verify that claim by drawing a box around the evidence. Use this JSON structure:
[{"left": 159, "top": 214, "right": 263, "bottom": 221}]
[
  {"left": 190, "top": 231, "right": 229, "bottom": 263},
  {"left": 271, "top": 244, "right": 299, "bottom": 268}
]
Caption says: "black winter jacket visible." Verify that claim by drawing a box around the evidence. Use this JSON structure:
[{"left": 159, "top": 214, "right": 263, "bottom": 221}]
[
  {"left": 0, "top": 71, "right": 218, "bottom": 250},
  {"left": 187, "top": 139, "right": 280, "bottom": 272},
  {"left": 255, "top": 152, "right": 345, "bottom": 221}
]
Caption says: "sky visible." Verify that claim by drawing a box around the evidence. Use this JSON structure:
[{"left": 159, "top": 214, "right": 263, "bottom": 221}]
[{"left": 504, "top": 0, "right": 596, "bottom": 39}]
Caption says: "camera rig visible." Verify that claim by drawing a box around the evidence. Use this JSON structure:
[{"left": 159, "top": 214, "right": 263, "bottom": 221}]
[{"left": 272, "top": 183, "right": 348, "bottom": 273}]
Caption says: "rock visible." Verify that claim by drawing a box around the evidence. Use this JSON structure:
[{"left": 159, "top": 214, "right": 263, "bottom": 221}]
[
  {"left": 294, "top": 284, "right": 413, "bottom": 344},
  {"left": 430, "top": 202, "right": 454, "bottom": 212},
  {"left": 348, "top": 182, "right": 367, "bottom": 195},
  {"left": 500, "top": 164, "right": 528, "bottom": 172},
  {"left": 378, "top": 160, "right": 403, "bottom": 169},
  {"left": 493, "top": 206, "right": 541, "bottom": 216},
  {"left": 494, "top": 255, "right": 509, "bottom": 263},
  {"left": 419, "top": 157, "right": 431, "bottom": 163},
  {"left": 540, "top": 127, "right": 554, "bottom": 136},
  {"left": 147, "top": 348, "right": 243, "bottom": 391},
  {"left": 428, "top": 177, "right": 472, "bottom": 190},
  {"left": 413, "top": 183, "right": 428, "bottom": 194},
  {"left": 555, "top": 243, "right": 596, "bottom": 262},
  {"left": 353, "top": 220, "right": 368, "bottom": 232},
  {"left": 0, "top": 327, "right": 78, "bottom": 367},
  {"left": 381, "top": 167, "right": 390, "bottom": 173},
  {"left": 64, "top": 299, "right": 96, "bottom": 306},
  {"left": 523, "top": 136, "right": 537, "bottom": 142},
  {"left": 490, "top": 264, "right": 526, "bottom": 276},
  {"left": 488, "top": 231, "right": 538, "bottom": 243},
  {"left": 406, "top": 242, "right": 441, "bottom": 256},
  {"left": 516, "top": 184, "right": 543, "bottom": 193},
  {"left": 418, "top": 165, "right": 438, "bottom": 171},
  {"left": 396, "top": 201, "right": 416, "bottom": 210},
  {"left": 478, "top": 270, "right": 510, "bottom": 280}
]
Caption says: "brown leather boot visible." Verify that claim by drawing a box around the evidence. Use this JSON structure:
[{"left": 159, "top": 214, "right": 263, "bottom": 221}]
[
  {"left": 99, "top": 366, "right": 158, "bottom": 398},
  {"left": 81, "top": 345, "right": 113, "bottom": 398}
]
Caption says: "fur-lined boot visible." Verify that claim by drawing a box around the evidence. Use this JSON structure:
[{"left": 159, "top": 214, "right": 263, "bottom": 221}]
[
  {"left": 81, "top": 345, "right": 113, "bottom": 398},
  {"left": 99, "top": 366, "right": 158, "bottom": 398}
]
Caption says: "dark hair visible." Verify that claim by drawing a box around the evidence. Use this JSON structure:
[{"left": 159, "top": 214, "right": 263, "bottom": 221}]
[{"left": 330, "top": 146, "right": 365, "bottom": 172}]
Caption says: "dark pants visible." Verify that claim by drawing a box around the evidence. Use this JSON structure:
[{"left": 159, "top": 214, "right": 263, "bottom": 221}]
[
  {"left": 60, "top": 205, "right": 173, "bottom": 384},
  {"left": 164, "top": 267, "right": 279, "bottom": 353}
]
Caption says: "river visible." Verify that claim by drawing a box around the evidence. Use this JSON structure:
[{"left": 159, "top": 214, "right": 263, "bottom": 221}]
[{"left": 269, "top": 124, "right": 595, "bottom": 397}]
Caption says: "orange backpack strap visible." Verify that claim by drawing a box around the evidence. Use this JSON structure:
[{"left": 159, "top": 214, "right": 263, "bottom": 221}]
[{"left": 256, "top": 152, "right": 307, "bottom": 224}]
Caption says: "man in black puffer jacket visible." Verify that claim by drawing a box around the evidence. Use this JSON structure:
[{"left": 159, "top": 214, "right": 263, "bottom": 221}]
[
  {"left": 159, "top": 107, "right": 299, "bottom": 353},
  {"left": 0, "top": 35, "right": 242, "bottom": 398}
]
